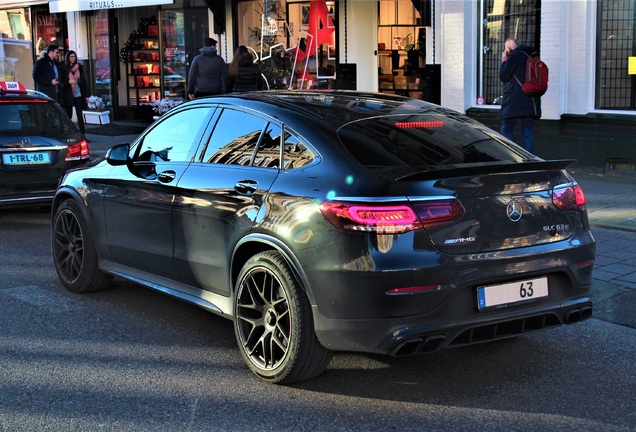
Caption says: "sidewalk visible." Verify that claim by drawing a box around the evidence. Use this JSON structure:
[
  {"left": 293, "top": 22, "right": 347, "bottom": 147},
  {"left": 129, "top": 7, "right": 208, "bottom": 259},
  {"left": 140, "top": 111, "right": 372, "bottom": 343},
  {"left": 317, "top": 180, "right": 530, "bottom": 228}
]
[
  {"left": 569, "top": 167, "right": 636, "bottom": 329},
  {"left": 84, "top": 122, "right": 636, "bottom": 328}
]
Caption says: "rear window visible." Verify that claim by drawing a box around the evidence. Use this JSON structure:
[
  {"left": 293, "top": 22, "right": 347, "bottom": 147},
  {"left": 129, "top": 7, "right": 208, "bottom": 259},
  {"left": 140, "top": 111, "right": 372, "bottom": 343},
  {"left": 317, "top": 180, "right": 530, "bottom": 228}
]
[
  {"left": 337, "top": 113, "right": 530, "bottom": 171},
  {"left": 0, "top": 101, "right": 76, "bottom": 137}
]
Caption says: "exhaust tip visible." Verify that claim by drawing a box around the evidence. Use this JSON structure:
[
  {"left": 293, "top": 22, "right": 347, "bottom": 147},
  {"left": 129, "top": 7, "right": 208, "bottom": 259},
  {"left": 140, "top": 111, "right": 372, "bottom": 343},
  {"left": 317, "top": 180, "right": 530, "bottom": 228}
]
[
  {"left": 566, "top": 306, "right": 592, "bottom": 324},
  {"left": 391, "top": 338, "right": 423, "bottom": 357},
  {"left": 390, "top": 335, "right": 446, "bottom": 357}
]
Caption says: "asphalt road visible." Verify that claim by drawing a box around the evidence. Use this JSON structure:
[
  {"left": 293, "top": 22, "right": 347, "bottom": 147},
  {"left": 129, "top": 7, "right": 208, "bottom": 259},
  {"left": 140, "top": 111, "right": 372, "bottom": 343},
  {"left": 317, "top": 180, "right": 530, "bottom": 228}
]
[{"left": 0, "top": 207, "right": 634, "bottom": 431}]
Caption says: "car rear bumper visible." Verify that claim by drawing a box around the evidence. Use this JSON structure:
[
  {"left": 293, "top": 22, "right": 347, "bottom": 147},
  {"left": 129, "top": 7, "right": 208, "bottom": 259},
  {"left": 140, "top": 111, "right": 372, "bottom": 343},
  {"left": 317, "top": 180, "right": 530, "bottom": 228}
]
[{"left": 312, "top": 295, "right": 592, "bottom": 355}]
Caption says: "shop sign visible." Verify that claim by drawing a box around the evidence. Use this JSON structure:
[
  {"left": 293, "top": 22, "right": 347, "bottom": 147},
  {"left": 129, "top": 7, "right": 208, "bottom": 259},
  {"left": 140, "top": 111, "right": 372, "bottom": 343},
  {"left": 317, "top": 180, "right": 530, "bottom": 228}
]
[
  {"left": 629, "top": 57, "right": 636, "bottom": 75},
  {"left": 49, "top": 0, "right": 173, "bottom": 13}
]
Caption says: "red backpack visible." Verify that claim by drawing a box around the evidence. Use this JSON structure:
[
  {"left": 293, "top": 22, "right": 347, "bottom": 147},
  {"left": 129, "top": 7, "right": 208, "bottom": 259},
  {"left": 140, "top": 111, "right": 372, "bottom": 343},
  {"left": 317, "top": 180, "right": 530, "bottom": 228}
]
[{"left": 517, "top": 51, "right": 548, "bottom": 97}]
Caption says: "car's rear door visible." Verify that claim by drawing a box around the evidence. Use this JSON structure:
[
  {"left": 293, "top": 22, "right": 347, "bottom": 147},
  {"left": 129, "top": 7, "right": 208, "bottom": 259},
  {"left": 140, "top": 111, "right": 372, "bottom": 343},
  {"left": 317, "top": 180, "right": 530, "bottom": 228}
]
[{"left": 172, "top": 107, "right": 281, "bottom": 295}]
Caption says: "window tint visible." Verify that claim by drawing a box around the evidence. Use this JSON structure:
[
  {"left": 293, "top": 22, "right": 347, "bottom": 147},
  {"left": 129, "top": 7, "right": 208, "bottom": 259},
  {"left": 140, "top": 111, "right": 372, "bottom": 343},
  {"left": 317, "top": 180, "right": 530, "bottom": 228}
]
[
  {"left": 338, "top": 114, "right": 527, "bottom": 170},
  {"left": 202, "top": 108, "right": 268, "bottom": 165},
  {"left": 135, "top": 107, "right": 209, "bottom": 162},
  {"left": 283, "top": 132, "right": 315, "bottom": 169},
  {"left": 0, "top": 102, "right": 75, "bottom": 137},
  {"left": 252, "top": 123, "right": 282, "bottom": 169}
]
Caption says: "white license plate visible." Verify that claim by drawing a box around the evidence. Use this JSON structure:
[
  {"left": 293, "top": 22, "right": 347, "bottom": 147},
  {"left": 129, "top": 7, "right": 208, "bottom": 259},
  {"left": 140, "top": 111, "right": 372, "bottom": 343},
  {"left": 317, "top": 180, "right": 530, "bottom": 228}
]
[
  {"left": 2, "top": 152, "right": 50, "bottom": 166},
  {"left": 477, "top": 277, "right": 549, "bottom": 310}
]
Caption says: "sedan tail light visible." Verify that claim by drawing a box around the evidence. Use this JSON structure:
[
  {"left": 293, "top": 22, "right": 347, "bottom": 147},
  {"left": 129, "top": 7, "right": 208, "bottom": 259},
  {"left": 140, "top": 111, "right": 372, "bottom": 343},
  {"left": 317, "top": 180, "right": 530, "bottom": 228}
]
[
  {"left": 320, "top": 199, "right": 464, "bottom": 234},
  {"left": 65, "top": 140, "right": 90, "bottom": 161},
  {"left": 552, "top": 184, "right": 586, "bottom": 212}
]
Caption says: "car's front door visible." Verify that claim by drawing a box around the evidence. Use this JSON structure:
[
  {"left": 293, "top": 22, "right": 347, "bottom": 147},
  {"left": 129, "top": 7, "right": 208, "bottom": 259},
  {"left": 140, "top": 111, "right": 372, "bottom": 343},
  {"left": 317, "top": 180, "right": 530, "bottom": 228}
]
[{"left": 102, "top": 106, "right": 213, "bottom": 279}]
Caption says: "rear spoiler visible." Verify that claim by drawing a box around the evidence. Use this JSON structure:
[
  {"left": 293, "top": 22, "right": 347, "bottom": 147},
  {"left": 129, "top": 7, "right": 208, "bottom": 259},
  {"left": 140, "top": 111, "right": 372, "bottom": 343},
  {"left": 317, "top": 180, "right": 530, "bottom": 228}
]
[{"left": 395, "top": 159, "right": 576, "bottom": 181}]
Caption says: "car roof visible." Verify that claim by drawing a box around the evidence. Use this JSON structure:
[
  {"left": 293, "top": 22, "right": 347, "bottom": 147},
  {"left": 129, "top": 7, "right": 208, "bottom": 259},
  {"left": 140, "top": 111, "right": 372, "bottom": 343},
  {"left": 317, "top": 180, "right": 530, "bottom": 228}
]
[{"left": 185, "top": 90, "right": 453, "bottom": 127}]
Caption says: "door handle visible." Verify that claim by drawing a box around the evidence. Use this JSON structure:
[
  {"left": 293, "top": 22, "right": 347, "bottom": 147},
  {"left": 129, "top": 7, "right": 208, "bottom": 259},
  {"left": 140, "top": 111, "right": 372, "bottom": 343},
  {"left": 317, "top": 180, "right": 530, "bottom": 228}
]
[
  {"left": 235, "top": 180, "right": 258, "bottom": 195},
  {"left": 157, "top": 170, "right": 176, "bottom": 183}
]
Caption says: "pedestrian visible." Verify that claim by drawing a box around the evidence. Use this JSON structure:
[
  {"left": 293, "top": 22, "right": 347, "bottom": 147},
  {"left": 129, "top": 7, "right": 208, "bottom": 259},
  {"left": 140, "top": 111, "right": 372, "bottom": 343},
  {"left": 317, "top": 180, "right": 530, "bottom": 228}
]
[
  {"left": 227, "top": 46, "right": 262, "bottom": 93},
  {"left": 60, "top": 50, "right": 89, "bottom": 135},
  {"left": 187, "top": 38, "right": 227, "bottom": 99},
  {"left": 499, "top": 37, "right": 541, "bottom": 153},
  {"left": 32, "top": 44, "right": 61, "bottom": 102}
]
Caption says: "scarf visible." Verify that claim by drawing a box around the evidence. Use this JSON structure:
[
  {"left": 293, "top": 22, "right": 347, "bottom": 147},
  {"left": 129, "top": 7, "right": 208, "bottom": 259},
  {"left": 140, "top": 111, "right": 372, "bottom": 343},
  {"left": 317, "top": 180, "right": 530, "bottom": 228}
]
[{"left": 68, "top": 63, "right": 80, "bottom": 95}]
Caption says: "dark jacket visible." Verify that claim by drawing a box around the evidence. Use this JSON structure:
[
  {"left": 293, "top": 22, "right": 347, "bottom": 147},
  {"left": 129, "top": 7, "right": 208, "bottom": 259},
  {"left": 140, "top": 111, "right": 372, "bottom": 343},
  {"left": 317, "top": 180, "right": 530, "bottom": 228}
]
[
  {"left": 32, "top": 56, "right": 61, "bottom": 101},
  {"left": 227, "top": 53, "right": 262, "bottom": 92},
  {"left": 187, "top": 46, "right": 227, "bottom": 95},
  {"left": 60, "top": 62, "right": 88, "bottom": 108},
  {"left": 499, "top": 44, "right": 541, "bottom": 119}
]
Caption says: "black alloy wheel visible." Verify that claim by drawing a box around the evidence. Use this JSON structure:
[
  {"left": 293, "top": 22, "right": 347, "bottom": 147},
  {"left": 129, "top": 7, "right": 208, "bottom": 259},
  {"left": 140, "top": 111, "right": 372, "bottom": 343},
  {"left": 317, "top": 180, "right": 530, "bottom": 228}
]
[
  {"left": 234, "top": 251, "right": 332, "bottom": 384},
  {"left": 52, "top": 200, "right": 113, "bottom": 293}
]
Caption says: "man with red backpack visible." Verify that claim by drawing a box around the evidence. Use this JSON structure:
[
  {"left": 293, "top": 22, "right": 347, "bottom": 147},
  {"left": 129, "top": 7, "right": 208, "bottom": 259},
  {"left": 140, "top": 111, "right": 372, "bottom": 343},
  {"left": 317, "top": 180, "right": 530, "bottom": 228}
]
[{"left": 499, "top": 38, "right": 542, "bottom": 154}]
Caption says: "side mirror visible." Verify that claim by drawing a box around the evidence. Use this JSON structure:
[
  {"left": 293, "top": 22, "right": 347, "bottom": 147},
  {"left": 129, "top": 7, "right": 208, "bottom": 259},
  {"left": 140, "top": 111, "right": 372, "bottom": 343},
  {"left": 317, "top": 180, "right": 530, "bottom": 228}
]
[{"left": 105, "top": 143, "right": 130, "bottom": 166}]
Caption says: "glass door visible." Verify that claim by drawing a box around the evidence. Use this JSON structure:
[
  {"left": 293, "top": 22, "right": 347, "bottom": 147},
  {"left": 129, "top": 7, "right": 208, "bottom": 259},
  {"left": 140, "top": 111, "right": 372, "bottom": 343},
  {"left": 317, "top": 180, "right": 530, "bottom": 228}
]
[
  {"left": 91, "top": 10, "right": 113, "bottom": 109},
  {"left": 161, "top": 10, "right": 186, "bottom": 100}
]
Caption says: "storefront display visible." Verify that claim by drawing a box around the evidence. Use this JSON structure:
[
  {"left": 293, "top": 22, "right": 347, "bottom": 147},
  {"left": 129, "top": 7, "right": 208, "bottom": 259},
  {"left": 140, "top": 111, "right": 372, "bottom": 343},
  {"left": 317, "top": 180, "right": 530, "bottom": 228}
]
[{"left": 120, "top": 14, "right": 185, "bottom": 119}]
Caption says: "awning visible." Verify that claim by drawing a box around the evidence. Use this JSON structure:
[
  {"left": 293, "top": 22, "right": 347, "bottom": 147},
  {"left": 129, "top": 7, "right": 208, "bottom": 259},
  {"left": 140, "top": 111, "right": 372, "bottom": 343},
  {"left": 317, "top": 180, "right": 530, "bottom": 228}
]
[
  {"left": 49, "top": 0, "right": 173, "bottom": 13},
  {"left": 0, "top": 1, "right": 47, "bottom": 8}
]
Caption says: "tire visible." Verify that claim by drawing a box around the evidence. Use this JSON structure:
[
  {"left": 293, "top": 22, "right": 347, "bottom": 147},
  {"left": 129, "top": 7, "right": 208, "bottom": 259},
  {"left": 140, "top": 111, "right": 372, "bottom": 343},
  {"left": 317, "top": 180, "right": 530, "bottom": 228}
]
[
  {"left": 234, "top": 251, "right": 333, "bottom": 384},
  {"left": 52, "top": 199, "right": 113, "bottom": 293}
]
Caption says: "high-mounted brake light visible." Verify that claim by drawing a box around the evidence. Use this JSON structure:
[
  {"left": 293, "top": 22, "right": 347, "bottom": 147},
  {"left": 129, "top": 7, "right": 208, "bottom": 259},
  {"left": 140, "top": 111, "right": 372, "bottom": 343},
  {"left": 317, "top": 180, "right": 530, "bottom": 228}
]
[
  {"left": 394, "top": 120, "right": 444, "bottom": 129},
  {"left": 320, "top": 199, "right": 464, "bottom": 234},
  {"left": 552, "top": 184, "right": 586, "bottom": 212},
  {"left": 65, "top": 140, "right": 90, "bottom": 161}
]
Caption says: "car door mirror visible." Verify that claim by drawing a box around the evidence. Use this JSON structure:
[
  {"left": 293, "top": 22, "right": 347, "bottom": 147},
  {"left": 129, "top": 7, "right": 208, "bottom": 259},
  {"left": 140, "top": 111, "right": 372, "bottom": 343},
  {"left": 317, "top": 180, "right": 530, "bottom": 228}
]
[{"left": 105, "top": 143, "right": 130, "bottom": 166}]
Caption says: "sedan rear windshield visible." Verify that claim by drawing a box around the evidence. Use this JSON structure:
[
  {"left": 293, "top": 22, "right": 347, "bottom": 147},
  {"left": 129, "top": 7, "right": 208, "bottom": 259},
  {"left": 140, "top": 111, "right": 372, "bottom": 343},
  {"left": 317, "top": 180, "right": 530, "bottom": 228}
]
[
  {"left": 337, "top": 113, "right": 530, "bottom": 175},
  {"left": 0, "top": 101, "right": 76, "bottom": 138}
]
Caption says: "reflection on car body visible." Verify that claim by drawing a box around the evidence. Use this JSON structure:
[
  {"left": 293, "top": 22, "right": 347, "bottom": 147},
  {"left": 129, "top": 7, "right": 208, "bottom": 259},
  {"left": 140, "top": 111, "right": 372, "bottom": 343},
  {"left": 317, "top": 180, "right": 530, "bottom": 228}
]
[{"left": 51, "top": 90, "right": 595, "bottom": 384}]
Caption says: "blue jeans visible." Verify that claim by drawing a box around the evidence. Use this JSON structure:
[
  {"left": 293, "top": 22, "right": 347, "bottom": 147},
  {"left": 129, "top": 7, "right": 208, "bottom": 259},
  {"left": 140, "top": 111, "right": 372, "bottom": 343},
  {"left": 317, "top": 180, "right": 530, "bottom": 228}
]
[{"left": 500, "top": 117, "right": 535, "bottom": 153}]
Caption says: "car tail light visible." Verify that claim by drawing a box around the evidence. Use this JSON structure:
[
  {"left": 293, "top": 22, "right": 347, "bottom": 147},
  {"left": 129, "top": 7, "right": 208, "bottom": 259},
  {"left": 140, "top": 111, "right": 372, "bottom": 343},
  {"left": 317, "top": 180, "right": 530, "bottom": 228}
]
[
  {"left": 65, "top": 140, "right": 90, "bottom": 161},
  {"left": 412, "top": 200, "right": 465, "bottom": 228},
  {"left": 552, "top": 184, "right": 586, "bottom": 211},
  {"left": 320, "top": 199, "right": 464, "bottom": 234}
]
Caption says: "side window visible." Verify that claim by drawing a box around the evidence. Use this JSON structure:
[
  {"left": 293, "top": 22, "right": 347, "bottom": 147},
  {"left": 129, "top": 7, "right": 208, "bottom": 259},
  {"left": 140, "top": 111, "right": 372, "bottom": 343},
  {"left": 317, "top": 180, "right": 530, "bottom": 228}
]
[
  {"left": 202, "top": 109, "right": 269, "bottom": 165},
  {"left": 252, "top": 123, "right": 282, "bottom": 169},
  {"left": 135, "top": 107, "right": 209, "bottom": 163},
  {"left": 283, "top": 130, "right": 315, "bottom": 169}
]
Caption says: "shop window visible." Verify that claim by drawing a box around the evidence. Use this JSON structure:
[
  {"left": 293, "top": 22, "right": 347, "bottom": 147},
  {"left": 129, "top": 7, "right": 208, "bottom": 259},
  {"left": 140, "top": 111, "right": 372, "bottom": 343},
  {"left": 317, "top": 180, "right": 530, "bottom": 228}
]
[
  {"left": 477, "top": 0, "right": 540, "bottom": 105},
  {"left": 235, "top": 0, "right": 337, "bottom": 90},
  {"left": 92, "top": 10, "right": 112, "bottom": 108},
  {"left": 377, "top": 0, "right": 426, "bottom": 99},
  {"left": 596, "top": 0, "right": 636, "bottom": 110},
  {"left": 34, "top": 10, "right": 66, "bottom": 62},
  {"left": 0, "top": 8, "right": 33, "bottom": 86},
  {"left": 162, "top": 10, "right": 186, "bottom": 100}
]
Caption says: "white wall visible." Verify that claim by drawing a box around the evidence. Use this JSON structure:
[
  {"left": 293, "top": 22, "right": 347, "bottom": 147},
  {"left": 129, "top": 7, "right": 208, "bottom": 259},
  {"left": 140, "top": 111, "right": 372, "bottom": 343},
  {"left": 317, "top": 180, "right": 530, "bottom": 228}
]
[
  {"left": 344, "top": 0, "right": 378, "bottom": 92},
  {"left": 540, "top": 0, "right": 565, "bottom": 120},
  {"left": 439, "top": 0, "right": 467, "bottom": 112}
]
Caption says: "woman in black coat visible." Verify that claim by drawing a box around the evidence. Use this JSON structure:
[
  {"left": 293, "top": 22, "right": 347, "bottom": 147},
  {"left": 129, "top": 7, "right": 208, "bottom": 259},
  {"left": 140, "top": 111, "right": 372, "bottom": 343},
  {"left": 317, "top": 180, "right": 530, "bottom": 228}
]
[
  {"left": 227, "top": 46, "right": 262, "bottom": 93},
  {"left": 60, "top": 50, "right": 89, "bottom": 135}
]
